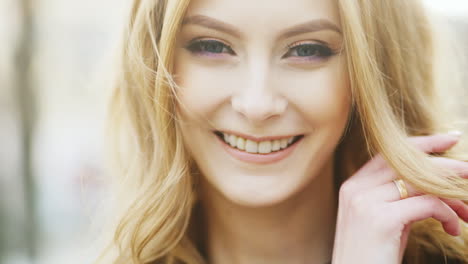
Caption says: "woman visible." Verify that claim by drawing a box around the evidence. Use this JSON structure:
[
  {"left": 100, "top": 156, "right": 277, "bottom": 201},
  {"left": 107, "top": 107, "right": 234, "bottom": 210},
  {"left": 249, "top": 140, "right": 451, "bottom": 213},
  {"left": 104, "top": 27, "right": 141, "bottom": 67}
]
[{"left": 95, "top": 0, "right": 468, "bottom": 263}]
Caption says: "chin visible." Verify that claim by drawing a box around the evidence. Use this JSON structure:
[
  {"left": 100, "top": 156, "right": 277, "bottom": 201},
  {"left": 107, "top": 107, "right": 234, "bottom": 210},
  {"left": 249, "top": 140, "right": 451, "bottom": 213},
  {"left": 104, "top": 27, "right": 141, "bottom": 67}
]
[{"left": 203, "top": 171, "right": 309, "bottom": 208}]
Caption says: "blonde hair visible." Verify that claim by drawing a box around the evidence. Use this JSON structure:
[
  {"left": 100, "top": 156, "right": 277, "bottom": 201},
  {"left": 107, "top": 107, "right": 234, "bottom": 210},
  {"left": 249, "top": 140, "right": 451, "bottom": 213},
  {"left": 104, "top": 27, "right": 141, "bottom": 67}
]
[{"left": 95, "top": 0, "right": 468, "bottom": 263}]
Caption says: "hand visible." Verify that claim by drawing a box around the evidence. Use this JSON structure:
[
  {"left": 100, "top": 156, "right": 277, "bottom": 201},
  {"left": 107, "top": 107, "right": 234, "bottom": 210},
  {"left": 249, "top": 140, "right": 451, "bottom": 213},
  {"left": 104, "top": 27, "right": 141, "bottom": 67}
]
[{"left": 331, "top": 133, "right": 468, "bottom": 264}]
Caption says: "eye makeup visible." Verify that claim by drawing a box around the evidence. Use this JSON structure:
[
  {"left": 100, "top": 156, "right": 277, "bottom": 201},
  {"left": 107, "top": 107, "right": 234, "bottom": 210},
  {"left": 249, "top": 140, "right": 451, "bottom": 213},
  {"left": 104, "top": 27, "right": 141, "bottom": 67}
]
[
  {"left": 184, "top": 37, "right": 339, "bottom": 64},
  {"left": 185, "top": 38, "right": 235, "bottom": 58},
  {"left": 283, "top": 40, "right": 336, "bottom": 61}
]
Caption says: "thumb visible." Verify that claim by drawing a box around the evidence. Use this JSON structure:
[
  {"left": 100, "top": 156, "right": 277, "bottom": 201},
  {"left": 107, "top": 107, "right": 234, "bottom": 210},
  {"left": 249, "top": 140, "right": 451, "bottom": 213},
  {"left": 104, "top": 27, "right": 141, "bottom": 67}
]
[{"left": 399, "top": 224, "right": 412, "bottom": 262}]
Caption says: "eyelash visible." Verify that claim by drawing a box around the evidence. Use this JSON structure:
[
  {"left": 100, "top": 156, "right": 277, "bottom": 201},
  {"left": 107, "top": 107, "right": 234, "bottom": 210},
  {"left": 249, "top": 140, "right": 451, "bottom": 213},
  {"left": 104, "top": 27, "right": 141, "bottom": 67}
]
[
  {"left": 185, "top": 38, "right": 336, "bottom": 61},
  {"left": 284, "top": 41, "right": 335, "bottom": 61},
  {"left": 186, "top": 39, "right": 235, "bottom": 57}
]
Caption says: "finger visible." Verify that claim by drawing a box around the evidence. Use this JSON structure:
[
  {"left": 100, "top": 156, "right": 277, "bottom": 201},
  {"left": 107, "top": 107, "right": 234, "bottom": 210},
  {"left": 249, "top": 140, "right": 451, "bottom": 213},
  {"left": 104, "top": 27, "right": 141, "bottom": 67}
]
[
  {"left": 353, "top": 155, "right": 468, "bottom": 190},
  {"left": 399, "top": 224, "right": 411, "bottom": 262},
  {"left": 367, "top": 180, "right": 419, "bottom": 202},
  {"left": 430, "top": 157, "right": 468, "bottom": 178},
  {"left": 440, "top": 198, "right": 468, "bottom": 223},
  {"left": 354, "top": 133, "right": 460, "bottom": 178},
  {"left": 407, "top": 133, "right": 462, "bottom": 154},
  {"left": 370, "top": 183, "right": 468, "bottom": 222},
  {"left": 341, "top": 134, "right": 463, "bottom": 198},
  {"left": 390, "top": 195, "right": 461, "bottom": 236}
]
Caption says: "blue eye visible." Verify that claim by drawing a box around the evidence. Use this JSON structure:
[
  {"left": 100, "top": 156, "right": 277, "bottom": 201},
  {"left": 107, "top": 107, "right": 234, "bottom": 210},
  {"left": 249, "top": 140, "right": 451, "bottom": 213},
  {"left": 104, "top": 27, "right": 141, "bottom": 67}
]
[
  {"left": 186, "top": 39, "right": 235, "bottom": 55},
  {"left": 284, "top": 43, "right": 334, "bottom": 59}
]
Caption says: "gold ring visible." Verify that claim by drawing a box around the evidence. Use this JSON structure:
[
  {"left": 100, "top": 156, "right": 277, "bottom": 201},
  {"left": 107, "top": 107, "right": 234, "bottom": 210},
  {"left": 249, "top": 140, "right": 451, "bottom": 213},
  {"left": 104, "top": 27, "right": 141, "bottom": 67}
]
[{"left": 393, "top": 179, "right": 409, "bottom": 199}]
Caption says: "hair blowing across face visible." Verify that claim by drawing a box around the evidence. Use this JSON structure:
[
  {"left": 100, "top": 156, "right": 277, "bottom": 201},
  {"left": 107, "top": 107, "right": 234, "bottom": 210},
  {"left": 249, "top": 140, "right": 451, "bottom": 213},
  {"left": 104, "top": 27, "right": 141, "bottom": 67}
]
[{"left": 94, "top": 0, "right": 468, "bottom": 263}]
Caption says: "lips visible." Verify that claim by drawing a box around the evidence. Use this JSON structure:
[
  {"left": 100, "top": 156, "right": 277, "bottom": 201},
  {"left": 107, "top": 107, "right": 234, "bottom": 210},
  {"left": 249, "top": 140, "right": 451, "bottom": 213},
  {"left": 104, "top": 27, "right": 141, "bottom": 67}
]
[
  {"left": 213, "top": 130, "right": 305, "bottom": 164},
  {"left": 214, "top": 131, "right": 303, "bottom": 154}
]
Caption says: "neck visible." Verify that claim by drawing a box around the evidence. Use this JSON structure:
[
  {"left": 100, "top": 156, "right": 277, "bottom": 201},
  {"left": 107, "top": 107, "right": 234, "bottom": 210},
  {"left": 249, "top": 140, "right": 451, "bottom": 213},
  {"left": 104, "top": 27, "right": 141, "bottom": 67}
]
[{"left": 198, "top": 159, "right": 338, "bottom": 264}]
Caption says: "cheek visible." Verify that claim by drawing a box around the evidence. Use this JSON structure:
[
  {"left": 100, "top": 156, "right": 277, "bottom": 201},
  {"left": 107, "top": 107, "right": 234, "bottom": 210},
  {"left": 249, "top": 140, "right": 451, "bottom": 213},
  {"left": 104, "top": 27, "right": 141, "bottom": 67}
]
[
  {"left": 174, "top": 53, "right": 236, "bottom": 120},
  {"left": 279, "top": 63, "right": 350, "bottom": 124}
]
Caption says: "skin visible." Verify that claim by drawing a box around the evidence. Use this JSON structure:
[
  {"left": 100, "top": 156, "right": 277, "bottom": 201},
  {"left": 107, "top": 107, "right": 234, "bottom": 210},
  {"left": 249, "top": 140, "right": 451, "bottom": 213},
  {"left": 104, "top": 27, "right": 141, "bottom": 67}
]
[
  {"left": 173, "top": 0, "right": 468, "bottom": 263},
  {"left": 333, "top": 134, "right": 468, "bottom": 263},
  {"left": 175, "top": 0, "right": 347, "bottom": 263}
]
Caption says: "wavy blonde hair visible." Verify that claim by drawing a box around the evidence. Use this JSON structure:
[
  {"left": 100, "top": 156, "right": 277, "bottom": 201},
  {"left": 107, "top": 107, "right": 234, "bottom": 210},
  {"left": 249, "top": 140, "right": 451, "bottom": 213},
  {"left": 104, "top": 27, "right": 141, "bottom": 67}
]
[{"left": 94, "top": 0, "right": 468, "bottom": 263}]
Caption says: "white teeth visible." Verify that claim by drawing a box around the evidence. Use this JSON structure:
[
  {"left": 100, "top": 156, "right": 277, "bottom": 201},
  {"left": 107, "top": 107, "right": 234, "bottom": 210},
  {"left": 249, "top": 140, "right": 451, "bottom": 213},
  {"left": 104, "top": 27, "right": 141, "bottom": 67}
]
[
  {"left": 236, "top": 137, "right": 246, "bottom": 150},
  {"left": 258, "top": 141, "right": 272, "bottom": 154},
  {"left": 280, "top": 139, "right": 288, "bottom": 149},
  {"left": 229, "top": 134, "right": 237, "bottom": 147},
  {"left": 245, "top": 140, "right": 258, "bottom": 153},
  {"left": 219, "top": 132, "right": 300, "bottom": 154},
  {"left": 272, "top": 140, "right": 281, "bottom": 151}
]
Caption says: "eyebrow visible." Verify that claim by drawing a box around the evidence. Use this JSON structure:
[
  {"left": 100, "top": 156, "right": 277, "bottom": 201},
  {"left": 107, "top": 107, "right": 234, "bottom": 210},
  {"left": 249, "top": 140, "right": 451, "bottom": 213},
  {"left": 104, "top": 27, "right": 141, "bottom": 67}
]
[{"left": 181, "top": 14, "right": 342, "bottom": 39}]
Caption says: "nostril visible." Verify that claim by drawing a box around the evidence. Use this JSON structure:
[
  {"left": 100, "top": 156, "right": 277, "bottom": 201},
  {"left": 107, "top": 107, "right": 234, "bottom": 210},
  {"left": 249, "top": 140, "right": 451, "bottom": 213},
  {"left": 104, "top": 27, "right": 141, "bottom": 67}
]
[{"left": 231, "top": 94, "right": 286, "bottom": 123}]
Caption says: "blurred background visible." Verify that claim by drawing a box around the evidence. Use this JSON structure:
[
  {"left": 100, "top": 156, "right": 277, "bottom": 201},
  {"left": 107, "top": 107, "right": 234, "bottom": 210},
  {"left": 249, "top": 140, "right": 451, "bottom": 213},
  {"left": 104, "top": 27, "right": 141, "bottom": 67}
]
[{"left": 0, "top": 0, "right": 466, "bottom": 263}]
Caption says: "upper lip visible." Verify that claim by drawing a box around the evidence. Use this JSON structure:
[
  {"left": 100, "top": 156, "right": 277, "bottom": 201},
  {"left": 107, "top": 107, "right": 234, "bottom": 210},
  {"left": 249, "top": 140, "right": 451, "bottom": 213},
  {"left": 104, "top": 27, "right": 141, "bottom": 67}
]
[{"left": 216, "top": 129, "right": 303, "bottom": 142}]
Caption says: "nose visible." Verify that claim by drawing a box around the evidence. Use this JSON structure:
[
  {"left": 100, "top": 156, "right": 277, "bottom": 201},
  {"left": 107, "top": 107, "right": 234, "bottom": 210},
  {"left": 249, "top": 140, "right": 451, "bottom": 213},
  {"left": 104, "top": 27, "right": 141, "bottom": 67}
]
[{"left": 231, "top": 62, "right": 287, "bottom": 124}]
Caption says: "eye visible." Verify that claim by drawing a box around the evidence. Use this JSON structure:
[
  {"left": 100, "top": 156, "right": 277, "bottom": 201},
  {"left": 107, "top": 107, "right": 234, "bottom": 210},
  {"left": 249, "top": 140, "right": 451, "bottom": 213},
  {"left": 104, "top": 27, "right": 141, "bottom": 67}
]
[
  {"left": 283, "top": 42, "right": 335, "bottom": 60},
  {"left": 186, "top": 39, "right": 235, "bottom": 56}
]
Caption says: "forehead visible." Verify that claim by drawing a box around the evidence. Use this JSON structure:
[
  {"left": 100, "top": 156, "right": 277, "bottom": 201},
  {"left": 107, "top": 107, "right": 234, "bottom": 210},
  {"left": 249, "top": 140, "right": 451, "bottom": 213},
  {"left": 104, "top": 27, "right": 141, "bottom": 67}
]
[{"left": 184, "top": 0, "right": 341, "bottom": 32}]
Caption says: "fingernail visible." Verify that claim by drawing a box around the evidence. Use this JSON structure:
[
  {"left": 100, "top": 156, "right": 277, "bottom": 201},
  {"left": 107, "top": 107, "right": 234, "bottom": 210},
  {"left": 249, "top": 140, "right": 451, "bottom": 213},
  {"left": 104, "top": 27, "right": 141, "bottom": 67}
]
[{"left": 447, "top": 130, "right": 463, "bottom": 138}]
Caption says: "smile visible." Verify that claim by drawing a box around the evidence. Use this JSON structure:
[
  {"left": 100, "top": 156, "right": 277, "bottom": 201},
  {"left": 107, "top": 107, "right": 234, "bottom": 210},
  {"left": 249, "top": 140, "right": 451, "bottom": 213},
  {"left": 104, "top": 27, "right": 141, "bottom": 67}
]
[
  {"left": 215, "top": 131, "right": 303, "bottom": 154},
  {"left": 214, "top": 131, "right": 305, "bottom": 164}
]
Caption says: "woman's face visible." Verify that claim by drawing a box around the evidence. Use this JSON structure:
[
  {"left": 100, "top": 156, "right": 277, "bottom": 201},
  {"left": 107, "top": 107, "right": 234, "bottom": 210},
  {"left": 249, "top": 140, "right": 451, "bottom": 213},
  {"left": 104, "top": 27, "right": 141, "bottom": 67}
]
[{"left": 174, "top": 0, "right": 351, "bottom": 206}]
